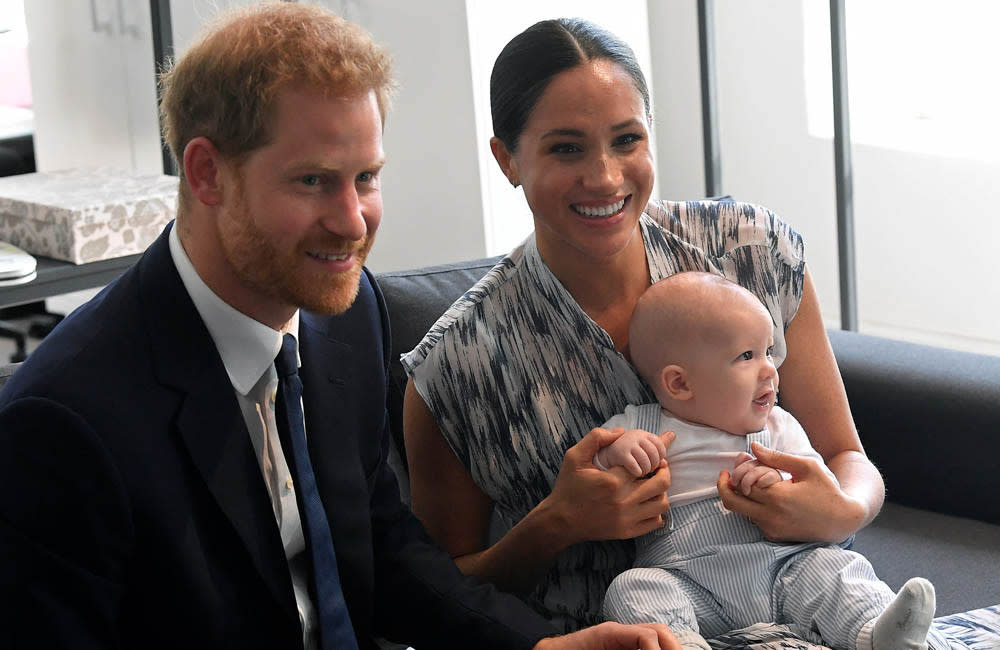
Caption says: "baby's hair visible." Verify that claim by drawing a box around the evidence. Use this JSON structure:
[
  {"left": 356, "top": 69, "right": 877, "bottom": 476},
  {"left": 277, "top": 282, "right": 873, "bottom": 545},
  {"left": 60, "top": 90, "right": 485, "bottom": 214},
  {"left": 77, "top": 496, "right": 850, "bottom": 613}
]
[{"left": 629, "top": 272, "right": 767, "bottom": 390}]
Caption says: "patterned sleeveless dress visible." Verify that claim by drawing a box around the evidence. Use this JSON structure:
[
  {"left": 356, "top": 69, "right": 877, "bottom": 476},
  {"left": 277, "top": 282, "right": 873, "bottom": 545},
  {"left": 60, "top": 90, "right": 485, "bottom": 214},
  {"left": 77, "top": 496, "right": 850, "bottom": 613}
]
[{"left": 402, "top": 199, "right": 806, "bottom": 632}]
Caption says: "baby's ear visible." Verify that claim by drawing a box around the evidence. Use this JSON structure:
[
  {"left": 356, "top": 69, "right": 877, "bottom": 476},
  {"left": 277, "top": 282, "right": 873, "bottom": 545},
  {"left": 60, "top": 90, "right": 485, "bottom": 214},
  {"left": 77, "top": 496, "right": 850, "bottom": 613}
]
[{"left": 661, "top": 365, "right": 693, "bottom": 400}]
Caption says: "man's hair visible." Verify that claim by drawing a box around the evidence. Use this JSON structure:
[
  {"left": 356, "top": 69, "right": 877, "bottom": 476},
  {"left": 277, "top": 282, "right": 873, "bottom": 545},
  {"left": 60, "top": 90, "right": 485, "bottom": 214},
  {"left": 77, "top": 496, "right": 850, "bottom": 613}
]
[{"left": 159, "top": 2, "right": 393, "bottom": 205}]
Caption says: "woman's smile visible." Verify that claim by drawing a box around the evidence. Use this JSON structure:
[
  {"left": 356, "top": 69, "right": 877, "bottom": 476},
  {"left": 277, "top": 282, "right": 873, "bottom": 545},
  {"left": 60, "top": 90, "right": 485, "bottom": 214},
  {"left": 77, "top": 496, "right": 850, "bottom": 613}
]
[{"left": 570, "top": 195, "right": 629, "bottom": 219}]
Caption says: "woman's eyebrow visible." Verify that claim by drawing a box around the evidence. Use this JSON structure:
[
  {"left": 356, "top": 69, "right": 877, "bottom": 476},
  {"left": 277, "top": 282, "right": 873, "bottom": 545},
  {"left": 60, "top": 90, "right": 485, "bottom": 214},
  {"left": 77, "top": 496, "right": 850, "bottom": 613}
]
[
  {"left": 540, "top": 128, "right": 585, "bottom": 139},
  {"left": 540, "top": 120, "right": 642, "bottom": 140},
  {"left": 611, "top": 118, "right": 642, "bottom": 130}
]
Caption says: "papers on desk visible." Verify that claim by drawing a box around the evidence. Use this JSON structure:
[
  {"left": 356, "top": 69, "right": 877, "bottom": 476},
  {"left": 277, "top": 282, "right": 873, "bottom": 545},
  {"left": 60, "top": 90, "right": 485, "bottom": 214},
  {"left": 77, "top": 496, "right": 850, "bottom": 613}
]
[{"left": 0, "top": 240, "right": 36, "bottom": 286}]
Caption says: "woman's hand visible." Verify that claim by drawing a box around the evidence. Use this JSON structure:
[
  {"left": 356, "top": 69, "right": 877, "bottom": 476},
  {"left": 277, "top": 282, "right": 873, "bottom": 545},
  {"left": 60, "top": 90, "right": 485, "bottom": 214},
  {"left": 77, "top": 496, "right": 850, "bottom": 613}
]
[
  {"left": 596, "top": 428, "right": 671, "bottom": 477},
  {"left": 539, "top": 426, "right": 673, "bottom": 549},
  {"left": 717, "top": 442, "right": 866, "bottom": 543}
]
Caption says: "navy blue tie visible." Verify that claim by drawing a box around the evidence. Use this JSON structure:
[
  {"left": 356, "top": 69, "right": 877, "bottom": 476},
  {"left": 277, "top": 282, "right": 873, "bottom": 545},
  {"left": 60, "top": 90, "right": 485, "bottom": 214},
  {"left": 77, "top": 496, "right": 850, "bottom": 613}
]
[{"left": 274, "top": 333, "right": 358, "bottom": 650}]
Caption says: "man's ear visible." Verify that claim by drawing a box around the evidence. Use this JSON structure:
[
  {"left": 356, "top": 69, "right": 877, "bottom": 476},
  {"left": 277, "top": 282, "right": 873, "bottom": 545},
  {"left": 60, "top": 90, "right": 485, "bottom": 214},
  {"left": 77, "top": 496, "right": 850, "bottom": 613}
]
[
  {"left": 183, "top": 136, "right": 226, "bottom": 207},
  {"left": 489, "top": 136, "right": 519, "bottom": 187},
  {"left": 661, "top": 365, "right": 693, "bottom": 401}
]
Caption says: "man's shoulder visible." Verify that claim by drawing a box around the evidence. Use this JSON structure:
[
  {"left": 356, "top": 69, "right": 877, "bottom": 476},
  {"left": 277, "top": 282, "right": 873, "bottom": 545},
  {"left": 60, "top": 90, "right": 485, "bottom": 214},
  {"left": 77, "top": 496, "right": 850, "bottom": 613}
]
[
  {"left": 0, "top": 290, "right": 132, "bottom": 398},
  {"left": 0, "top": 262, "right": 154, "bottom": 414}
]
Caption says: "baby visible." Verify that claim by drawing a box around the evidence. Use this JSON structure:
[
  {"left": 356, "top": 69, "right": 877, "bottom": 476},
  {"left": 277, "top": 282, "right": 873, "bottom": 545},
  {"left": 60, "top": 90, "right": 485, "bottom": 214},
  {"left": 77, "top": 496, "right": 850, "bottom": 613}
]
[{"left": 597, "top": 271, "right": 953, "bottom": 650}]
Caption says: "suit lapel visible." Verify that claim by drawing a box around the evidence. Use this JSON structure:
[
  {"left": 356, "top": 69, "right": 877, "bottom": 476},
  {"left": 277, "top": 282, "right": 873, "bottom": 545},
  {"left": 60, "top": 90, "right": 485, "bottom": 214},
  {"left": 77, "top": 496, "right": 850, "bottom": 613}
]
[
  {"left": 175, "top": 382, "right": 298, "bottom": 620},
  {"left": 299, "top": 312, "right": 352, "bottom": 496},
  {"left": 139, "top": 225, "right": 297, "bottom": 620}
]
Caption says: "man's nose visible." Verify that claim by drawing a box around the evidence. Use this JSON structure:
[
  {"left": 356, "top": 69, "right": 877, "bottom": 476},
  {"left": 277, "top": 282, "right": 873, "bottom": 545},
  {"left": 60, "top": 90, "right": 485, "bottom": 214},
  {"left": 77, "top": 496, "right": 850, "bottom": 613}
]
[{"left": 321, "top": 184, "right": 367, "bottom": 241}]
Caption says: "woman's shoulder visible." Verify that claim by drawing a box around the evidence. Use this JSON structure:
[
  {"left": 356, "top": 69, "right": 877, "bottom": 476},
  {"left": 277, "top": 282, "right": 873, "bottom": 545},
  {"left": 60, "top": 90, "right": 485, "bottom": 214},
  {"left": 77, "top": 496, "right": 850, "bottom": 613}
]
[
  {"left": 400, "top": 243, "right": 530, "bottom": 375},
  {"left": 644, "top": 197, "right": 804, "bottom": 268}
]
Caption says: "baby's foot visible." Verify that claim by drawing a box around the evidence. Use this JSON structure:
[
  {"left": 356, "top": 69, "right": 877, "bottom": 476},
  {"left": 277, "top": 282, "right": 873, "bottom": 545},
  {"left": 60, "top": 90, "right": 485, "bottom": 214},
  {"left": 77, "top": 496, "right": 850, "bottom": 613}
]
[{"left": 865, "top": 577, "right": 937, "bottom": 650}]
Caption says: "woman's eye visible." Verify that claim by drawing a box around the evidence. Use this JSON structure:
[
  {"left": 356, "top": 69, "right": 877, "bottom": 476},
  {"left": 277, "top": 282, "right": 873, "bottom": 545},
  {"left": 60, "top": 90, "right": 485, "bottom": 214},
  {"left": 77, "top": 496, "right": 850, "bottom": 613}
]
[
  {"left": 550, "top": 143, "right": 582, "bottom": 155},
  {"left": 766, "top": 345, "right": 774, "bottom": 357},
  {"left": 739, "top": 351, "right": 753, "bottom": 361},
  {"left": 614, "top": 133, "right": 643, "bottom": 147}
]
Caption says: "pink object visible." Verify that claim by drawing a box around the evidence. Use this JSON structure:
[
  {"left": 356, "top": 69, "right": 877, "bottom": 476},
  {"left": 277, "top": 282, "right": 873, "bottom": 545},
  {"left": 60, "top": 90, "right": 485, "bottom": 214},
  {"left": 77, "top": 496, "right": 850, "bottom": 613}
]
[{"left": 0, "top": 44, "right": 32, "bottom": 107}]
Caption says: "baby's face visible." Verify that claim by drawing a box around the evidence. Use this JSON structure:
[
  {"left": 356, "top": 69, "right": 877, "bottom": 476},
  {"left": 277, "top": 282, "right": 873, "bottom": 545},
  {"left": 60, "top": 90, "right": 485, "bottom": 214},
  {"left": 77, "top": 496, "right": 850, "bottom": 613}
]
[{"left": 686, "top": 302, "right": 778, "bottom": 435}]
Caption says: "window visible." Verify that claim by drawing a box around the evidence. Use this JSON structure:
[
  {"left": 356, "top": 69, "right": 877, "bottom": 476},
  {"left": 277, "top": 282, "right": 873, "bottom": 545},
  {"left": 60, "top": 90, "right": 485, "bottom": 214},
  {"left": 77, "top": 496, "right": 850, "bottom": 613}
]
[{"left": 804, "top": 0, "right": 1000, "bottom": 355}]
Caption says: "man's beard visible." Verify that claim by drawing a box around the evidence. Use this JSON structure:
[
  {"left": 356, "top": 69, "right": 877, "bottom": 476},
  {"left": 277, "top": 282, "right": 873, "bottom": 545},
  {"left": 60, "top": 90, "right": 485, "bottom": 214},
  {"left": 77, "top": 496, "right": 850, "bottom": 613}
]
[{"left": 218, "top": 187, "right": 373, "bottom": 316}]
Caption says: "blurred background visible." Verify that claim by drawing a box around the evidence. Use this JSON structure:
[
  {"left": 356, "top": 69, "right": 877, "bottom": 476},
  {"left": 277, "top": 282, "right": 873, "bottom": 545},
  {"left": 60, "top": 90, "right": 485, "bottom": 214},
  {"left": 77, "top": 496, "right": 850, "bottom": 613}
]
[{"left": 1, "top": 0, "right": 997, "bottom": 357}]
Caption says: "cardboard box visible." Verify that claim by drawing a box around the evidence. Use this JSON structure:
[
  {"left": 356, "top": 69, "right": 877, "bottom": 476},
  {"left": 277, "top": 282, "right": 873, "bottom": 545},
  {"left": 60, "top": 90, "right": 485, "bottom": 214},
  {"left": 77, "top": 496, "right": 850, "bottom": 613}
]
[{"left": 0, "top": 168, "right": 178, "bottom": 264}]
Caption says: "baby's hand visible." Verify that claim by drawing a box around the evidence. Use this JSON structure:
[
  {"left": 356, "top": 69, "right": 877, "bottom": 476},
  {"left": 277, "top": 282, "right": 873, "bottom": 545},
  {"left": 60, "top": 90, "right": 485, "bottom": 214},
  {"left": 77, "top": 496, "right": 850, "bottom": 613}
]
[
  {"left": 595, "top": 429, "right": 669, "bottom": 477},
  {"left": 729, "top": 451, "right": 783, "bottom": 496}
]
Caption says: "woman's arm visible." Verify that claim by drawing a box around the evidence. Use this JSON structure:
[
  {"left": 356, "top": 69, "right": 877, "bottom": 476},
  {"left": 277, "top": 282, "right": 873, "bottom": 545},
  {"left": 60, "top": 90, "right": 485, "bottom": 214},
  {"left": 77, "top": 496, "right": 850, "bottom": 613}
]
[
  {"left": 717, "top": 267, "right": 885, "bottom": 543},
  {"left": 403, "top": 379, "right": 670, "bottom": 595}
]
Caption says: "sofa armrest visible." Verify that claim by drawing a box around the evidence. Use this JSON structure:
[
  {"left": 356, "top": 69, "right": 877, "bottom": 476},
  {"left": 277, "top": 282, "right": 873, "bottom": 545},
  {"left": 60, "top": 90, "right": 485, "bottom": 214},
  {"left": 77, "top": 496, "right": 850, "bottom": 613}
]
[{"left": 828, "top": 329, "right": 1000, "bottom": 524}]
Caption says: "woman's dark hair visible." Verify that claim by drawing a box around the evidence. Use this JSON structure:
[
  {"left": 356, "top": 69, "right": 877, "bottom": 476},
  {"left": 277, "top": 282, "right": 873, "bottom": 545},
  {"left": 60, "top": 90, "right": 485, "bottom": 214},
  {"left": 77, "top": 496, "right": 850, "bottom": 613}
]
[{"left": 490, "top": 18, "right": 650, "bottom": 151}]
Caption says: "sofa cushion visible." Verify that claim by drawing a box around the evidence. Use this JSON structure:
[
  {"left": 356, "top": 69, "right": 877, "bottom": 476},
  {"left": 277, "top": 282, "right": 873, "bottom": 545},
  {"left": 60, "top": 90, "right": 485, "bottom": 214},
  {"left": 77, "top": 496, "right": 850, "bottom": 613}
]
[
  {"left": 829, "top": 329, "right": 1000, "bottom": 524},
  {"left": 853, "top": 502, "right": 1000, "bottom": 615},
  {"left": 375, "top": 257, "right": 502, "bottom": 474}
]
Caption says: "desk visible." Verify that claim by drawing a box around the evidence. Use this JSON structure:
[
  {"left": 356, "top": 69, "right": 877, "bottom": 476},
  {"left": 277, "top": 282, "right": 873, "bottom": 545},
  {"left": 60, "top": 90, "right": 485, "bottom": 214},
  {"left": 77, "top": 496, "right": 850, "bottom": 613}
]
[{"left": 0, "top": 253, "right": 140, "bottom": 310}]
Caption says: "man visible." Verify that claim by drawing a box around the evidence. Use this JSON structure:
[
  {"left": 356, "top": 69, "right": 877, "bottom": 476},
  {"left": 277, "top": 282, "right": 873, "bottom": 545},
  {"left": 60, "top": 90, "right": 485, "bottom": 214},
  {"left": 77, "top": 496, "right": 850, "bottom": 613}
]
[{"left": 0, "top": 4, "right": 677, "bottom": 649}]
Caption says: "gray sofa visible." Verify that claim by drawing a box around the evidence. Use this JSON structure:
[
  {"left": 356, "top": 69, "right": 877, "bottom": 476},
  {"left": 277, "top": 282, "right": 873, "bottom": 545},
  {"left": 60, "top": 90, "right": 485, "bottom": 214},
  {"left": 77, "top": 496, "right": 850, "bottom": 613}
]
[{"left": 375, "top": 257, "right": 1000, "bottom": 618}]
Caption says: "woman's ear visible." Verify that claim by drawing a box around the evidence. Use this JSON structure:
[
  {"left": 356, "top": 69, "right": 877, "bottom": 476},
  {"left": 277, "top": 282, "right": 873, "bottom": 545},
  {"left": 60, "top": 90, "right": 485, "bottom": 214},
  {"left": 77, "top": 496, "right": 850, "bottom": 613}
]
[
  {"left": 661, "top": 365, "right": 693, "bottom": 401},
  {"left": 183, "top": 136, "right": 226, "bottom": 207},
  {"left": 489, "top": 136, "right": 519, "bottom": 187}
]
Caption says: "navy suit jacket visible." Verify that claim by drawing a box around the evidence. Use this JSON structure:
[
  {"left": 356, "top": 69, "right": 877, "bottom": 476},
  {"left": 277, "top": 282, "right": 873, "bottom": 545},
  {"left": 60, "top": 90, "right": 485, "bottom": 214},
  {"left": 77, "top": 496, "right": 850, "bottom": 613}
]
[{"left": 0, "top": 225, "right": 554, "bottom": 649}]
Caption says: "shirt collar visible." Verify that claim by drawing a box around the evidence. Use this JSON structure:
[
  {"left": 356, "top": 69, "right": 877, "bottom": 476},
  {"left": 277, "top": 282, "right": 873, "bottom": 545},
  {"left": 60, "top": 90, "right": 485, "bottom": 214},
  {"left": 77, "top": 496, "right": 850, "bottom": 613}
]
[{"left": 169, "top": 224, "right": 299, "bottom": 395}]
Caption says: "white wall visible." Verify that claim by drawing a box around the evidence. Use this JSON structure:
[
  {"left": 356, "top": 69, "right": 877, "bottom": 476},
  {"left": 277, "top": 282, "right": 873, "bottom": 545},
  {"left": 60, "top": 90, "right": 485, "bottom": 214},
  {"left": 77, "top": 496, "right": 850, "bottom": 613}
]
[
  {"left": 649, "top": 1, "right": 841, "bottom": 330},
  {"left": 25, "top": 0, "right": 999, "bottom": 355},
  {"left": 646, "top": 0, "right": 705, "bottom": 200},
  {"left": 25, "top": 0, "right": 162, "bottom": 174},
  {"left": 348, "top": 0, "right": 489, "bottom": 271},
  {"left": 648, "top": 0, "right": 1000, "bottom": 356}
]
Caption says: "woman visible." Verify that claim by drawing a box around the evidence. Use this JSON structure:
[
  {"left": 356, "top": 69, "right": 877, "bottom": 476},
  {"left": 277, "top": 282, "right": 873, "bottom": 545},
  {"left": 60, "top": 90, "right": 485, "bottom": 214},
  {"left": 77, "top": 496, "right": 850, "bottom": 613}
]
[{"left": 402, "top": 18, "right": 882, "bottom": 633}]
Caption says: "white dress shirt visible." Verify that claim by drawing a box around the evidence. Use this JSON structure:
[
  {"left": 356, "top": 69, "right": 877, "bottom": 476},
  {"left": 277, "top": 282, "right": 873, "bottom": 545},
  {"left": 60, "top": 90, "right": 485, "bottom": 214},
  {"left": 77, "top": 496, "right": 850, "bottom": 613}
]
[{"left": 169, "top": 226, "right": 317, "bottom": 649}]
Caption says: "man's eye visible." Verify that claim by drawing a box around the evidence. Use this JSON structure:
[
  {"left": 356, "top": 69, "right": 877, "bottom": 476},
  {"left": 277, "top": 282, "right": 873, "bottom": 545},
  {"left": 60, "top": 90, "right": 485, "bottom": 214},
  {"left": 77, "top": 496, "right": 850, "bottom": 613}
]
[
  {"left": 357, "top": 171, "right": 374, "bottom": 183},
  {"left": 301, "top": 175, "right": 321, "bottom": 187},
  {"left": 739, "top": 351, "right": 753, "bottom": 361}
]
